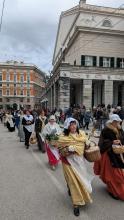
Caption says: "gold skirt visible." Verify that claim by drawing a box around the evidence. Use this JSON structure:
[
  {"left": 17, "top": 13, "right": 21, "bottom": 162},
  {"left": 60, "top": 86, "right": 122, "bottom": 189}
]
[{"left": 62, "top": 162, "right": 93, "bottom": 206}]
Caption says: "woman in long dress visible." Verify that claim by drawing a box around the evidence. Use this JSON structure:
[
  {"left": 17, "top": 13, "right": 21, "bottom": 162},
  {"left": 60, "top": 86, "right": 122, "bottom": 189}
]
[
  {"left": 35, "top": 110, "right": 48, "bottom": 152},
  {"left": 6, "top": 113, "right": 15, "bottom": 132},
  {"left": 42, "top": 115, "right": 62, "bottom": 170},
  {"left": 94, "top": 114, "right": 124, "bottom": 200},
  {"left": 57, "top": 117, "right": 93, "bottom": 216},
  {"left": 18, "top": 111, "right": 25, "bottom": 142}
]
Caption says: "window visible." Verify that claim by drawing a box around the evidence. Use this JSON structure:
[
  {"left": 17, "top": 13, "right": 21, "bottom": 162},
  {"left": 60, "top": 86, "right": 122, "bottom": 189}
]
[
  {"left": 20, "top": 98, "right": 23, "bottom": 102},
  {"left": 99, "top": 57, "right": 114, "bottom": 68},
  {"left": 14, "top": 83, "right": 16, "bottom": 87},
  {"left": 0, "top": 98, "right": 2, "bottom": 102},
  {"left": 27, "top": 74, "right": 30, "bottom": 83},
  {"left": 6, "top": 98, "right": 9, "bottom": 102},
  {"left": 20, "top": 90, "right": 23, "bottom": 96},
  {"left": 0, "top": 89, "right": 2, "bottom": 96},
  {"left": 27, "top": 90, "right": 30, "bottom": 96},
  {"left": 20, "top": 75, "right": 24, "bottom": 83},
  {"left": 85, "top": 56, "right": 93, "bottom": 66},
  {"left": 81, "top": 55, "right": 97, "bottom": 67},
  {"left": 14, "top": 74, "right": 16, "bottom": 82},
  {"left": 7, "top": 83, "right": 9, "bottom": 87},
  {"left": 6, "top": 74, "right": 10, "bottom": 82},
  {"left": 27, "top": 98, "right": 30, "bottom": 103},
  {"left": 0, "top": 73, "right": 2, "bottom": 81},
  {"left": 14, "top": 89, "right": 16, "bottom": 96},
  {"left": 103, "top": 57, "right": 111, "bottom": 67},
  {"left": 6, "top": 90, "right": 9, "bottom": 96},
  {"left": 117, "top": 58, "right": 124, "bottom": 68},
  {"left": 102, "top": 19, "right": 112, "bottom": 27},
  {"left": 0, "top": 83, "right": 2, "bottom": 87}
]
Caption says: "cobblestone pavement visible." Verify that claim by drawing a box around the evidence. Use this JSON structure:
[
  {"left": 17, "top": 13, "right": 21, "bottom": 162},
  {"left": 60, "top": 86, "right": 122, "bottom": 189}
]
[{"left": 0, "top": 124, "right": 123, "bottom": 220}]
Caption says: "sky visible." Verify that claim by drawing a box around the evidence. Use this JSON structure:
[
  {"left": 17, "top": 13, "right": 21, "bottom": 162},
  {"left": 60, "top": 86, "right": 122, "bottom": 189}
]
[{"left": 0, "top": 0, "right": 124, "bottom": 74}]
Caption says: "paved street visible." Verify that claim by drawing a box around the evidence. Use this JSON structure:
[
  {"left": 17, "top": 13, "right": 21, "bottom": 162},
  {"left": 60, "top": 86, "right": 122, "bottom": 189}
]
[{"left": 0, "top": 124, "right": 123, "bottom": 220}]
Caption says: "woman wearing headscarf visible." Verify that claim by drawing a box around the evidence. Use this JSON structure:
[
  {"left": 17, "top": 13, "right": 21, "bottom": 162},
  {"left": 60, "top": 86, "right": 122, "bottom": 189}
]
[
  {"left": 6, "top": 112, "right": 15, "bottom": 132},
  {"left": 94, "top": 114, "right": 124, "bottom": 200},
  {"left": 42, "top": 115, "right": 62, "bottom": 170},
  {"left": 57, "top": 117, "right": 93, "bottom": 216}
]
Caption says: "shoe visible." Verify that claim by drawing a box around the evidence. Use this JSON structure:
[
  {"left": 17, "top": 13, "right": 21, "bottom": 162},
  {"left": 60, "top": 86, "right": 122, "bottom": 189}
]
[
  {"left": 26, "top": 144, "right": 29, "bottom": 149},
  {"left": 51, "top": 165, "right": 56, "bottom": 171},
  {"left": 108, "top": 192, "right": 119, "bottom": 200},
  {"left": 73, "top": 207, "right": 80, "bottom": 217}
]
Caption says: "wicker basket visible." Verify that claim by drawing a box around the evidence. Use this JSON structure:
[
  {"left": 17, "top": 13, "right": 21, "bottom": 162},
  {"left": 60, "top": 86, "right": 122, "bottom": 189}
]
[
  {"left": 84, "top": 141, "right": 101, "bottom": 162},
  {"left": 29, "top": 137, "right": 37, "bottom": 145},
  {"left": 112, "top": 144, "right": 124, "bottom": 154}
]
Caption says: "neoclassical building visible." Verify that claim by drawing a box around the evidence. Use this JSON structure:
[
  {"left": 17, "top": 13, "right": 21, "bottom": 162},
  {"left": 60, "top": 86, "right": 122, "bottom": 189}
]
[
  {"left": 42, "top": 0, "right": 124, "bottom": 110},
  {"left": 0, "top": 61, "right": 45, "bottom": 109}
]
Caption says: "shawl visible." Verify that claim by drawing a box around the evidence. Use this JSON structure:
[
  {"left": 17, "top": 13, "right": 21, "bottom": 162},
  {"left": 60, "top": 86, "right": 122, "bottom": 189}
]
[{"left": 58, "top": 130, "right": 87, "bottom": 155}]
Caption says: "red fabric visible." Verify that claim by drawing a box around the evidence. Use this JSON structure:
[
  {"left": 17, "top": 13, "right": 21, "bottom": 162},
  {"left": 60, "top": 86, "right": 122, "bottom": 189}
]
[
  {"left": 45, "top": 144, "right": 59, "bottom": 166},
  {"left": 60, "top": 156, "right": 70, "bottom": 165},
  {"left": 94, "top": 152, "right": 124, "bottom": 200}
]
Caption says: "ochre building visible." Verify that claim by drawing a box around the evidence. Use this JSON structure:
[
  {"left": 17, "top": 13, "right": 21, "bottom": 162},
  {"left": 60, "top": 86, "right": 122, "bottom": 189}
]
[{"left": 0, "top": 61, "right": 45, "bottom": 109}]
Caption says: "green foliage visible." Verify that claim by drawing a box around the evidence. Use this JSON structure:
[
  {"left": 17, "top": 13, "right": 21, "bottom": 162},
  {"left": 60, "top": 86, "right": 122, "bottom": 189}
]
[{"left": 46, "top": 134, "right": 59, "bottom": 141}]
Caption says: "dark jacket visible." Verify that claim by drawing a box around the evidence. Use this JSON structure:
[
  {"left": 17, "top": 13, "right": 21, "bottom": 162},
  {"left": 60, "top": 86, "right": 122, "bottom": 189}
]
[
  {"left": 98, "top": 125, "right": 124, "bottom": 168},
  {"left": 35, "top": 117, "right": 48, "bottom": 133}
]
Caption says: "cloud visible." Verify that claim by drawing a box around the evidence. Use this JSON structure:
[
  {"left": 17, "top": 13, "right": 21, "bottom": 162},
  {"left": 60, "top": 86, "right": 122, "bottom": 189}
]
[{"left": 0, "top": 0, "right": 123, "bottom": 73}]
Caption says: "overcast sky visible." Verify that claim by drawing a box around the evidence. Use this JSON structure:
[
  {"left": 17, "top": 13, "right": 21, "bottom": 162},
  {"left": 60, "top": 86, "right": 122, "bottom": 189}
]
[{"left": 0, "top": 0, "right": 123, "bottom": 74}]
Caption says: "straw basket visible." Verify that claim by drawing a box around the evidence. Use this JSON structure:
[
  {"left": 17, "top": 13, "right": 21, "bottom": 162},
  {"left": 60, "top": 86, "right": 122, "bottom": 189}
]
[
  {"left": 112, "top": 144, "right": 124, "bottom": 154},
  {"left": 84, "top": 141, "right": 101, "bottom": 162},
  {"left": 29, "top": 137, "right": 37, "bottom": 145}
]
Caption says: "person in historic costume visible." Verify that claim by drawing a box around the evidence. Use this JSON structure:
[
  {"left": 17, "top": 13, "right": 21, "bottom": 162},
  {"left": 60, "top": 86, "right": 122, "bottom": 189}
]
[
  {"left": 94, "top": 114, "right": 124, "bottom": 200},
  {"left": 42, "top": 115, "right": 62, "bottom": 170},
  {"left": 35, "top": 110, "right": 48, "bottom": 152},
  {"left": 6, "top": 113, "right": 15, "bottom": 132},
  {"left": 57, "top": 117, "right": 93, "bottom": 217},
  {"left": 22, "top": 110, "right": 34, "bottom": 149},
  {"left": 18, "top": 111, "right": 25, "bottom": 142}
]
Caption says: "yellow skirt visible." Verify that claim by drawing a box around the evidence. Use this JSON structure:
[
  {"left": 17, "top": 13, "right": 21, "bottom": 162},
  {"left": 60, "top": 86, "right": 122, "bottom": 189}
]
[{"left": 62, "top": 162, "right": 93, "bottom": 206}]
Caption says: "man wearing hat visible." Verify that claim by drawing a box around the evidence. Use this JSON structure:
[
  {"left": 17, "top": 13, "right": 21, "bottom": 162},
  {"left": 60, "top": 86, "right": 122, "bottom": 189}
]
[{"left": 94, "top": 114, "right": 124, "bottom": 200}]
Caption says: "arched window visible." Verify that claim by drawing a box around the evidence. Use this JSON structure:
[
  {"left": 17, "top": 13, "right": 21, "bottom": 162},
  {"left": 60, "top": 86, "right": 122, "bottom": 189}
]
[{"left": 102, "top": 19, "right": 112, "bottom": 27}]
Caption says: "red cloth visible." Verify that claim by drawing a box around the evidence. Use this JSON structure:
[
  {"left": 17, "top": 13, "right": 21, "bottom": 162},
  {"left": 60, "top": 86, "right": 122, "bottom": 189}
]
[
  {"left": 45, "top": 144, "right": 59, "bottom": 166},
  {"left": 94, "top": 152, "right": 124, "bottom": 200}
]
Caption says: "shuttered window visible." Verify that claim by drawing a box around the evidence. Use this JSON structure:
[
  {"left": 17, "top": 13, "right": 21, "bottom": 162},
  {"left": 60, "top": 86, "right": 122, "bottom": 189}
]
[
  {"left": 117, "top": 58, "right": 124, "bottom": 68},
  {"left": 81, "top": 55, "right": 97, "bottom": 66},
  {"left": 99, "top": 57, "right": 115, "bottom": 68}
]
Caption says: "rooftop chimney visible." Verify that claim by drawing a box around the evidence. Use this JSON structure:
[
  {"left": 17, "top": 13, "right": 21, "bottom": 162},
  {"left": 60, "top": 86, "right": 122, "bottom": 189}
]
[{"left": 79, "top": 0, "right": 86, "bottom": 7}]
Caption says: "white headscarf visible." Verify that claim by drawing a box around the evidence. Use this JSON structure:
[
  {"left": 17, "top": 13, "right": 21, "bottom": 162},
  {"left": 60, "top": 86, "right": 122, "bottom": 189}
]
[{"left": 64, "top": 117, "right": 79, "bottom": 129}]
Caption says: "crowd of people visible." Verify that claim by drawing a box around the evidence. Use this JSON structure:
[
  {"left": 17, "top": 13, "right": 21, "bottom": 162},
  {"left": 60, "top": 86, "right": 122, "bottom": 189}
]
[{"left": 0, "top": 104, "right": 124, "bottom": 216}]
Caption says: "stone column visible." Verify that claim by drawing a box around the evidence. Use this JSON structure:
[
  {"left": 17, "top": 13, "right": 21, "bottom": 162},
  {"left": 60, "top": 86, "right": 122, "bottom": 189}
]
[
  {"left": 53, "top": 83, "right": 56, "bottom": 109},
  {"left": 104, "top": 80, "right": 113, "bottom": 106},
  {"left": 83, "top": 79, "right": 92, "bottom": 109},
  {"left": 122, "top": 84, "right": 124, "bottom": 107},
  {"left": 113, "top": 83, "right": 118, "bottom": 106},
  {"left": 58, "top": 77, "right": 70, "bottom": 110}
]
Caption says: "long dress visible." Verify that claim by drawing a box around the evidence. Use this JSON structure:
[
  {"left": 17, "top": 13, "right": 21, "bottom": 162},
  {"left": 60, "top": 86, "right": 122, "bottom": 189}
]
[
  {"left": 18, "top": 116, "right": 25, "bottom": 142},
  {"left": 58, "top": 131, "right": 93, "bottom": 206},
  {"left": 42, "top": 123, "right": 62, "bottom": 166},
  {"left": 94, "top": 124, "right": 124, "bottom": 200}
]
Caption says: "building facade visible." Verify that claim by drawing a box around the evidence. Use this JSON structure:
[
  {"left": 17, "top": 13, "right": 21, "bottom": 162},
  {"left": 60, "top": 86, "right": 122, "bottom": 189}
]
[
  {"left": 41, "top": 0, "right": 124, "bottom": 110},
  {"left": 0, "top": 61, "right": 45, "bottom": 109}
]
